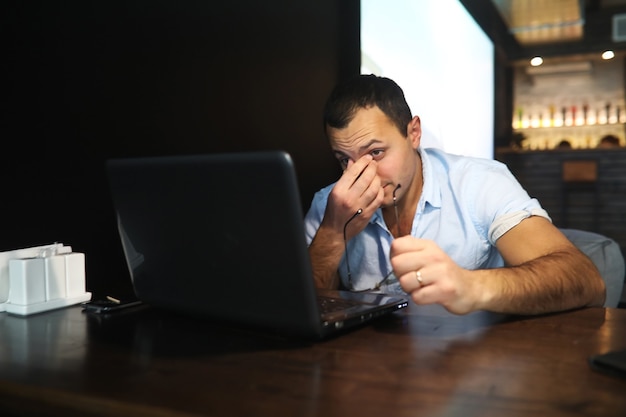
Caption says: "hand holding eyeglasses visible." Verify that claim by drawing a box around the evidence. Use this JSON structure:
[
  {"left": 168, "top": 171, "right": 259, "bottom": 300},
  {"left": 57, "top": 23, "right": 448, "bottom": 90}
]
[{"left": 390, "top": 236, "right": 478, "bottom": 315}]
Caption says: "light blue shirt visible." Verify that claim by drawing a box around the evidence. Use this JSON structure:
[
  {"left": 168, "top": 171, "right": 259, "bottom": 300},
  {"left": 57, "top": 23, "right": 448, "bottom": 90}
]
[{"left": 303, "top": 147, "right": 550, "bottom": 294}]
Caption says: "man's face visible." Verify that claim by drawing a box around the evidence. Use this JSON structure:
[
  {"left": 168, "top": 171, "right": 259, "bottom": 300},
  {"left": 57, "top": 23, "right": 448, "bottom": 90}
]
[{"left": 327, "top": 106, "right": 420, "bottom": 208}]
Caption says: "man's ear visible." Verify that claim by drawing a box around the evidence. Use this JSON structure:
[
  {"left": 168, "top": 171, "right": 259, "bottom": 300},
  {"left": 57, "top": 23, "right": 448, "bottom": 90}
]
[{"left": 407, "top": 116, "right": 422, "bottom": 149}]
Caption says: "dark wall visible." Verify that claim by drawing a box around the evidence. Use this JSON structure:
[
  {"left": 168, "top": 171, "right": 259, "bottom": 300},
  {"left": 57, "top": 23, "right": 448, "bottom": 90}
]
[
  {"left": 2, "top": 1, "right": 359, "bottom": 297},
  {"left": 497, "top": 148, "right": 626, "bottom": 257}
]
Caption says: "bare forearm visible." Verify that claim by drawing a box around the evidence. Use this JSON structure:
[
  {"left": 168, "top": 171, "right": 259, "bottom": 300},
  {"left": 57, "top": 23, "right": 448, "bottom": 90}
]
[
  {"left": 308, "top": 225, "right": 344, "bottom": 289},
  {"left": 475, "top": 248, "right": 605, "bottom": 314}
]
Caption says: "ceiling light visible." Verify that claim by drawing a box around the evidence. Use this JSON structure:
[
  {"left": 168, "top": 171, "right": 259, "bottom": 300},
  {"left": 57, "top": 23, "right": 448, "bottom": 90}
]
[
  {"left": 530, "top": 56, "right": 544, "bottom": 66},
  {"left": 602, "top": 50, "right": 615, "bottom": 60}
]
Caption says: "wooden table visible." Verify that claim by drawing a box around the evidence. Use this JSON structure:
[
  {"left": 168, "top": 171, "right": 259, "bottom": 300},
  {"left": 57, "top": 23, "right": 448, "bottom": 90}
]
[{"left": 1, "top": 302, "right": 625, "bottom": 417}]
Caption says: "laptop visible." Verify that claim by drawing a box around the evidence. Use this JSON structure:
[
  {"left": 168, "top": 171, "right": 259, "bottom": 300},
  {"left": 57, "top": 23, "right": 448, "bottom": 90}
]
[{"left": 106, "top": 151, "right": 408, "bottom": 339}]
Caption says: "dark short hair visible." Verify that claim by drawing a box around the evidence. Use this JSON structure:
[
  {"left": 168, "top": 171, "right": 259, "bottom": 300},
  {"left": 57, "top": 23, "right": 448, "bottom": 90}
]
[{"left": 323, "top": 74, "right": 413, "bottom": 137}]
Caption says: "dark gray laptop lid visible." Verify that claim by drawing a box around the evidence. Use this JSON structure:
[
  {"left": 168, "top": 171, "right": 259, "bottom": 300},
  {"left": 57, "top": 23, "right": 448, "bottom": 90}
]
[{"left": 106, "top": 151, "right": 324, "bottom": 338}]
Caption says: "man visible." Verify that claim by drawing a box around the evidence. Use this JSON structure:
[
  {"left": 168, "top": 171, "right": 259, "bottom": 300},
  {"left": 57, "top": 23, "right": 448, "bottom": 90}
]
[{"left": 304, "top": 74, "right": 605, "bottom": 315}]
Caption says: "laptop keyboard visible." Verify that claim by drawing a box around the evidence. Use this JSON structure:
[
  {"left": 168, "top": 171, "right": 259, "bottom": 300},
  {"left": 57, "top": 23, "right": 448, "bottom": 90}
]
[{"left": 318, "top": 296, "right": 361, "bottom": 314}]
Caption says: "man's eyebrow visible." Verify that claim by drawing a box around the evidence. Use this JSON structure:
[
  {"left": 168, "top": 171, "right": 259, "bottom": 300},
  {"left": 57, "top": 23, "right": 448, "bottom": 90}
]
[
  {"left": 332, "top": 139, "right": 384, "bottom": 159},
  {"left": 358, "top": 139, "right": 384, "bottom": 152}
]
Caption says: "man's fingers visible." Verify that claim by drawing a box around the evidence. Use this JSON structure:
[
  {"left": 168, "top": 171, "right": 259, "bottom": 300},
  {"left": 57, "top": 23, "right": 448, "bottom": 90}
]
[
  {"left": 344, "top": 154, "right": 373, "bottom": 186},
  {"left": 390, "top": 235, "right": 424, "bottom": 256}
]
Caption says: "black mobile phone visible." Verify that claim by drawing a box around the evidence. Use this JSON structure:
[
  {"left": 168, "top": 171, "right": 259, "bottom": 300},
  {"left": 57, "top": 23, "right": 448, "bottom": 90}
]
[
  {"left": 81, "top": 298, "right": 143, "bottom": 314},
  {"left": 589, "top": 348, "right": 626, "bottom": 379}
]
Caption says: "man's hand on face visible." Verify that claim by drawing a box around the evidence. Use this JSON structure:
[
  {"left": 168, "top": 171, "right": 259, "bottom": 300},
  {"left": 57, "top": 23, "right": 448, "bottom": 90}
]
[{"left": 324, "top": 154, "right": 385, "bottom": 240}]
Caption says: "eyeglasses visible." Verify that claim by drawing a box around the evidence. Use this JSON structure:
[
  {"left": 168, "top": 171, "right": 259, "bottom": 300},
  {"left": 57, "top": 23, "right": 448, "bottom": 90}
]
[{"left": 343, "top": 184, "right": 402, "bottom": 292}]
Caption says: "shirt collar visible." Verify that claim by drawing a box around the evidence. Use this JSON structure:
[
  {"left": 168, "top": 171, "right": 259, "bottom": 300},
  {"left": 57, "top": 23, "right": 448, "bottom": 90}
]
[{"left": 418, "top": 147, "right": 442, "bottom": 209}]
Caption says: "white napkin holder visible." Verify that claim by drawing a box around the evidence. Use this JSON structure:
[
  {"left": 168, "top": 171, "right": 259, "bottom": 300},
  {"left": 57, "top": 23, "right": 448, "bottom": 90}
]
[{"left": 0, "top": 243, "right": 91, "bottom": 316}]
